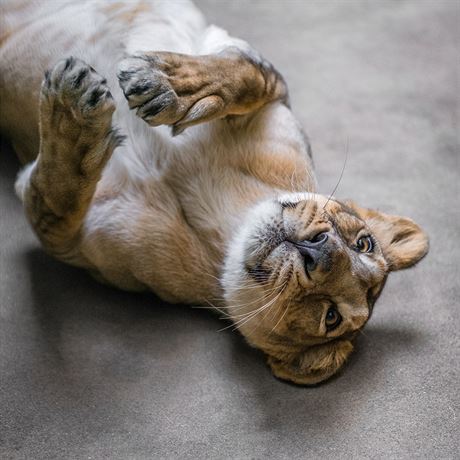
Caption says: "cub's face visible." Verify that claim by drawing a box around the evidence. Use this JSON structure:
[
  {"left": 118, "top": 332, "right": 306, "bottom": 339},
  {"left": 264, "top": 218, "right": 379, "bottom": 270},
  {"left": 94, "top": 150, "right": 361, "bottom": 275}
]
[{"left": 222, "top": 193, "right": 428, "bottom": 385}]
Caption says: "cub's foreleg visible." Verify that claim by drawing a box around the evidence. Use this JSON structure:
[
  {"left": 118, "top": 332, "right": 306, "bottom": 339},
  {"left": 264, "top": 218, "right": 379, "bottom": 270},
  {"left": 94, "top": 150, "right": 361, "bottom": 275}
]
[
  {"left": 16, "top": 57, "right": 123, "bottom": 265},
  {"left": 117, "top": 28, "right": 288, "bottom": 134}
]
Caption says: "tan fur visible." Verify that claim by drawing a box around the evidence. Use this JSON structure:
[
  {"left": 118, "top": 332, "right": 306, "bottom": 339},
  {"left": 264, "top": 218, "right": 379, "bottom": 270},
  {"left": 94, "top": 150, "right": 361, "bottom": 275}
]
[{"left": 0, "top": 0, "right": 428, "bottom": 385}]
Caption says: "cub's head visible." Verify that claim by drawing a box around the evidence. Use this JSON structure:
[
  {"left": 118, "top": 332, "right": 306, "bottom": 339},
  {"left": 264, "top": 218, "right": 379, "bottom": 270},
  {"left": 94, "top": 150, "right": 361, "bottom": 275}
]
[{"left": 222, "top": 193, "right": 428, "bottom": 385}]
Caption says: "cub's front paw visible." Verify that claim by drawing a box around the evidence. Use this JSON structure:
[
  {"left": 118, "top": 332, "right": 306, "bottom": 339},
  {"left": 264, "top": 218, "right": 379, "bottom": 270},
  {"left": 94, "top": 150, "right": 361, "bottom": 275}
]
[
  {"left": 41, "top": 57, "right": 115, "bottom": 130},
  {"left": 117, "top": 54, "right": 182, "bottom": 127},
  {"left": 117, "top": 53, "right": 226, "bottom": 135}
]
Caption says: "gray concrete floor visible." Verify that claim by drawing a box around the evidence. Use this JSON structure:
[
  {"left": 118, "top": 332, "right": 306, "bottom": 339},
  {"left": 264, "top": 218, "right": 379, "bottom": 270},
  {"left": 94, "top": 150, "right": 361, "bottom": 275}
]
[{"left": 1, "top": 1, "right": 459, "bottom": 458}]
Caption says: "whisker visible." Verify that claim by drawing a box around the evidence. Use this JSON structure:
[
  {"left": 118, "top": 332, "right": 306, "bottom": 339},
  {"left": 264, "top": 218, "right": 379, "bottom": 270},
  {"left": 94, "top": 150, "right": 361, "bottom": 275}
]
[
  {"left": 228, "top": 288, "right": 283, "bottom": 315},
  {"left": 270, "top": 297, "right": 291, "bottom": 334},
  {"left": 245, "top": 281, "right": 290, "bottom": 337},
  {"left": 278, "top": 260, "right": 294, "bottom": 287},
  {"left": 229, "top": 288, "right": 286, "bottom": 332},
  {"left": 208, "top": 274, "right": 279, "bottom": 305},
  {"left": 193, "top": 298, "right": 230, "bottom": 317},
  {"left": 224, "top": 279, "right": 285, "bottom": 311},
  {"left": 202, "top": 271, "right": 221, "bottom": 282},
  {"left": 227, "top": 278, "right": 288, "bottom": 317},
  {"left": 323, "top": 137, "right": 349, "bottom": 210},
  {"left": 218, "top": 281, "right": 287, "bottom": 332},
  {"left": 262, "top": 261, "right": 294, "bottom": 330},
  {"left": 225, "top": 257, "right": 294, "bottom": 332}
]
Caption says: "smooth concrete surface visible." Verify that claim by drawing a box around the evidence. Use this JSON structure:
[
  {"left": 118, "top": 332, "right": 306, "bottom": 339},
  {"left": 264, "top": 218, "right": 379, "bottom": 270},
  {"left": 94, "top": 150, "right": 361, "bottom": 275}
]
[{"left": 1, "top": 1, "right": 459, "bottom": 458}]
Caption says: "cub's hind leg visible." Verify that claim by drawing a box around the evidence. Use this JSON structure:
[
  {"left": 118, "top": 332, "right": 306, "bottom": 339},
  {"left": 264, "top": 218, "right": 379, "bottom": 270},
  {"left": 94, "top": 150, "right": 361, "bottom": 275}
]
[{"left": 16, "top": 57, "right": 123, "bottom": 266}]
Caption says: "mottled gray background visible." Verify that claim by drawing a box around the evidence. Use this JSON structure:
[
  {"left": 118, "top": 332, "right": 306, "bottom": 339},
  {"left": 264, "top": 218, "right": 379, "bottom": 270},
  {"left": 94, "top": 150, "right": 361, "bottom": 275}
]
[{"left": 1, "top": 1, "right": 459, "bottom": 459}]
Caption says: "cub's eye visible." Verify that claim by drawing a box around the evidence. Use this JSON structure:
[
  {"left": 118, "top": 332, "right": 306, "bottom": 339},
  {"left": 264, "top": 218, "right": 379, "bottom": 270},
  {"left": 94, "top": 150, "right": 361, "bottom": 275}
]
[
  {"left": 325, "top": 306, "right": 342, "bottom": 331},
  {"left": 356, "top": 235, "right": 374, "bottom": 253}
]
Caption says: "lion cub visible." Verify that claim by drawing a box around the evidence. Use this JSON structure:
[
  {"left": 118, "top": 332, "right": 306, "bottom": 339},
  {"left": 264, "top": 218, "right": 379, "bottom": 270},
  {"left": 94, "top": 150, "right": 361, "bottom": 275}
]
[{"left": 0, "top": 0, "right": 428, "bottom": 384}]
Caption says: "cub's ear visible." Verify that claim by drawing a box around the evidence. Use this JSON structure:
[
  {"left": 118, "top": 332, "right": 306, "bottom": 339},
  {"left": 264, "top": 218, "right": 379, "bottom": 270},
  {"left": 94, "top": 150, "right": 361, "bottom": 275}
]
[{"left": 345, "top": 201, "right": 429, "bottom": 271}]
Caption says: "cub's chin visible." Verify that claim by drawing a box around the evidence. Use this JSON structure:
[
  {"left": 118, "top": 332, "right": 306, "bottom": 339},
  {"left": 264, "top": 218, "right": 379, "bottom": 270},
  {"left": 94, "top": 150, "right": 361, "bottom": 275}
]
[{"left": 267, "top": 339, "right": 354, "bottom": 385}]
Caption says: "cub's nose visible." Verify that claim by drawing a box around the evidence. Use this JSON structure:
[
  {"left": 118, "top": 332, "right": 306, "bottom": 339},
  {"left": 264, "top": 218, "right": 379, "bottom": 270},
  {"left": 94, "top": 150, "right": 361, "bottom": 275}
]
[{"left": 292, "top": 232, "right": 328, "bottom": 272}]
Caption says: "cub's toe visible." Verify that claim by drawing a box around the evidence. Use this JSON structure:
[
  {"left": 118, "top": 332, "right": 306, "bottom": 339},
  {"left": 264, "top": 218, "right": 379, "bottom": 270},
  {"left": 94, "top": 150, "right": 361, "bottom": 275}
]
[
  {"left": 117, "top": 55, "right": 180, "bottom": 126},
  {"left": 42, "top": 57, "right": 115, "bottom": 121}
]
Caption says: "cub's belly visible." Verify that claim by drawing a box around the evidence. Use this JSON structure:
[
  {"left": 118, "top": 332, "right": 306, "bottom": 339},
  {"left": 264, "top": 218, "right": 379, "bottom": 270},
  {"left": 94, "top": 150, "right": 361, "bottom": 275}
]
[{"left": 80, "top": 177, "right": 220, "bottom": 304}]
